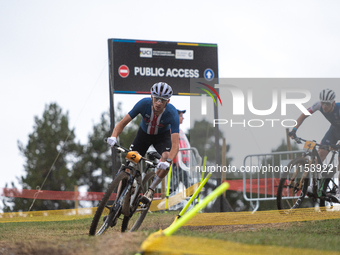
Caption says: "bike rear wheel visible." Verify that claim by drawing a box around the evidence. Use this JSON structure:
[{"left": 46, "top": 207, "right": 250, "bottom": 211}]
[
  {"left": 320, "top": 178, "right": 330, "bottom": 208},
  {"left": 277, "top": 157, "right": 309, "bottom": 212},
  {"left": 121, "top": 171, "right": 155, "bottom": 232},
  {"left": 320, "top": 172, "right": 337, "bottom": 208},
  {"left": 89, "top": 171, "right": 129, "bottom": 236}
]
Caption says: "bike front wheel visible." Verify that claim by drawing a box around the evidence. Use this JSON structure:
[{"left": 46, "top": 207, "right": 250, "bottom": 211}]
[
  {"left": 89, "top": 171, "right": 129, "bottom": 236},
  {"left": 121, "top": 171, "right": 155, "bottom": 232},
  {"left": 276, "top": 157, "right": 309, "bottom": 212}
]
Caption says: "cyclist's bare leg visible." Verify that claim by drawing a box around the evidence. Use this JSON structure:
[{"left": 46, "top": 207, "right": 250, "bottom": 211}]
[
  {"left": 337, "top": 157, "right": 340, "bottom": 194},
  {"left": 338, "top": 160, "right": 340, "bottom": 194},
  {"left": 149, "top": 151, "right": 170, "bottom": 188},
  {"left": 141, "top": 152, "right": 170, "bottom": 203},
  {"left": 317, "top": 148, "right": 329, "bottom": 164}
]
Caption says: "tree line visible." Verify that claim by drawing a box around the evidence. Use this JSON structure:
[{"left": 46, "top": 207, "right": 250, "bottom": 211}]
[
  {"left": 2, "top": 102, "right": 296, "bottom": 212},
  {"left": 2, "top": 102, "right": 231, "bottom": 212}
]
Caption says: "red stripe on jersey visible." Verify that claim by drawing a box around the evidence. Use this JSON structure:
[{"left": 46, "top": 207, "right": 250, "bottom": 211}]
[{"left": 149, "top": 114, "right": 159, "bottom": 135}]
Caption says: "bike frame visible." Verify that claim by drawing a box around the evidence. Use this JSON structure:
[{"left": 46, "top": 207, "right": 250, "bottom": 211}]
[
  {"left": 113, "top": 156, "right": 156, "bottom": 217},
  {"left": 295, "top": 137, "right": 338, "bottom": 200},
  {"left": 90, "top": 142, "right": 160, "bottom": 235}
]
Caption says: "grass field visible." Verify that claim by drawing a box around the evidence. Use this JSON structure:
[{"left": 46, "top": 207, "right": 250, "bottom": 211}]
[{"left": 1, "top": 211, "right": 340, "bottom": 254}]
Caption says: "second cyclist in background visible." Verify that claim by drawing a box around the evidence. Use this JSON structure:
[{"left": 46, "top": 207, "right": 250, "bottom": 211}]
[
  {"left": 107, "top": 82, "right": 180, "bottom": 204},
  {"left": 288, "top": 88, "right": 340, "bottom": 202}
]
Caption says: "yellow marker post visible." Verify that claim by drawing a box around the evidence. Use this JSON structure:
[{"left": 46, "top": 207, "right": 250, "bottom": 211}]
[
  {"left": 165, "top": 164, "right": 172, "bottom": 211},
  {"left": 163, "top": 182, "right": 229, "bottom": 236},
  {"left": 197, "top": 156, "right": 207, "bottom": 204},
  {"left": 178, "top": 172, "right": 212, "bottom": 217}
]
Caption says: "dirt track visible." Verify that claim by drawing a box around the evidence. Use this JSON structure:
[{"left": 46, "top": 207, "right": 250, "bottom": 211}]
[{"left": 0, "top": 220, "right": 292, "bottom": 255}]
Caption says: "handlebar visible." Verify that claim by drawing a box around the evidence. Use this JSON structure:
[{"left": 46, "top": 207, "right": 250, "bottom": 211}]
[
  {"left": 104, "top": 137, "right": 130, "bottom": 152},
  {"left": 114, "top": 144, "right": 130, "bottom": 153},
  {"left": 104, "top": 138, "right": 159, "bottom": 167},
  {"left": 292, "top": 136, "right": 309, "bottom": 144},
  {"left": 293, "top": 136, "right": 340, "bottom": 151}
]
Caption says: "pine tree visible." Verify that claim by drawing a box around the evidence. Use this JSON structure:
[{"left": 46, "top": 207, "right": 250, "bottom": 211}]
[
  {"left": 2, "top": 103, "right": 81, "bottom": 212},
  {"left": 72, "top": 112, "right": 112, "bottom": 207}
]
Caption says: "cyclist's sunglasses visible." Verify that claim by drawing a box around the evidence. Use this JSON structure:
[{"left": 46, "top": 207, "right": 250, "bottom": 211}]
[
  {"left": 321, "top": 102, "right": 333, "bottom": 107},
  {"left": 153, "top": 96, "right": 168, "bottom": 104}
]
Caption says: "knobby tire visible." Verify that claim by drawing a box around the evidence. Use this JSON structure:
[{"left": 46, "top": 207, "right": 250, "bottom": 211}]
[
  {"left": 121, "top": 171, "right": 155, "bottom": 232},
  {"left": 89, "top": 171, "right": 129, "bottom": 236},
  {"left": 277, "top": 157, "right": 308, "bottom": 212}
]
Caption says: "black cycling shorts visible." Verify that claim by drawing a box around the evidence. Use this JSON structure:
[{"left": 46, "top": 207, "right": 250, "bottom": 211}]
[
  {"left": 321, "top": 125, "right": 340, "bottom": 146},
  {"left": 130, "top": 127, "right": 172, "bottom": 157}
]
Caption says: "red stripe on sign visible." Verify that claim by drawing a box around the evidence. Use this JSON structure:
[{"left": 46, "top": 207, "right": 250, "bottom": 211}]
[{"left": 135, "top": 40, "right": 157, "bottom": 44}]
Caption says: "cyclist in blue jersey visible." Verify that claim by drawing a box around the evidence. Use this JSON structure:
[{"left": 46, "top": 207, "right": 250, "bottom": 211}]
[
  {"left": 288, "top": 88, "right": 340, "bottom": 201},
  {"left": 107, "top": 82, "right": 179, "bottom": 204}
]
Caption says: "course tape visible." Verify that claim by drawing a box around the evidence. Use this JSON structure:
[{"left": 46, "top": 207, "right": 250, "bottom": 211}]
[
  {"left": 140, "top": 235, "right": 339, "bottom": 255},
  {"left": 184, "top": 207, "right": 340, "bottom": 226},
  {"left": 2, "top": 206, "right": 340, "bottom": 224},
  {"left": 0, "top": 208, "right": 96, "bottom": 223}
]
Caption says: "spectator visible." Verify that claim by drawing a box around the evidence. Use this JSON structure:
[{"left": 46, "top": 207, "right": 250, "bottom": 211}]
[{"left": 172, "top": 109, "right": 191, "bottom": 189}]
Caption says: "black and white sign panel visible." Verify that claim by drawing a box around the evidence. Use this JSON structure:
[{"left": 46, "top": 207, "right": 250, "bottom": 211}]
[{"left": 108, "top": 38, "right": 218, "bottom": 95}]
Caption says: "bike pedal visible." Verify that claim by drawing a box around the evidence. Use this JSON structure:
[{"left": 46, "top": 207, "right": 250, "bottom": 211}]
[{"left": 139, "top": 197, "right": 150, "bottom": 205}]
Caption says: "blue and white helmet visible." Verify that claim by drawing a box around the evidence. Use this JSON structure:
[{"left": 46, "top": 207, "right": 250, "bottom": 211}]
[
  {"left": 319, "top": 89, "right": 336, "bottom": 103},
  {"left": 150, "top": 82, "right": 173, "bottom": 99}
]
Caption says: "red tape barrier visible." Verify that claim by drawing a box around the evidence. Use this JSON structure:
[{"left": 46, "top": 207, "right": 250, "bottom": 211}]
[
  {"left": 0, "top": 188, "right": 162, "bottom": 201},
  {"left": 1, "top": 178, "right": 279, "bottom": 201},
  {"left": 225, "top": 178, "right": 280, "bottom": 195}
]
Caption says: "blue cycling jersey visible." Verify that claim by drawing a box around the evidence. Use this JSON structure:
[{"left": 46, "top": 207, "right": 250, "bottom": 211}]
[
  {"left": 128, "top": 98, "right": 179, "bottom": 135},
  {"left": 308, "top": 102, "right": 340, "bottom": 129}
]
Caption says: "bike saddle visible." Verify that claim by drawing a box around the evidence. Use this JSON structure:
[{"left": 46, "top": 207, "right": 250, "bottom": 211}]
[{"left": 147, "top": 151, "right": 161, "bottom": 160}]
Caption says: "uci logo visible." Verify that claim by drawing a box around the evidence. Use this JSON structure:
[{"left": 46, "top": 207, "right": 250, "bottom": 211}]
[{"left": 140, "top": 48, "right": 152, "bottom": 58}]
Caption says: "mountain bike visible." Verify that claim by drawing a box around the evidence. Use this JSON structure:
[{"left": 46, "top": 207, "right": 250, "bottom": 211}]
[
  {"left": 276, "top": 137, "right": 339, "bottom": 212},
  {"left": 89, "top": 142, "right": 160, "bottom": 235}
]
